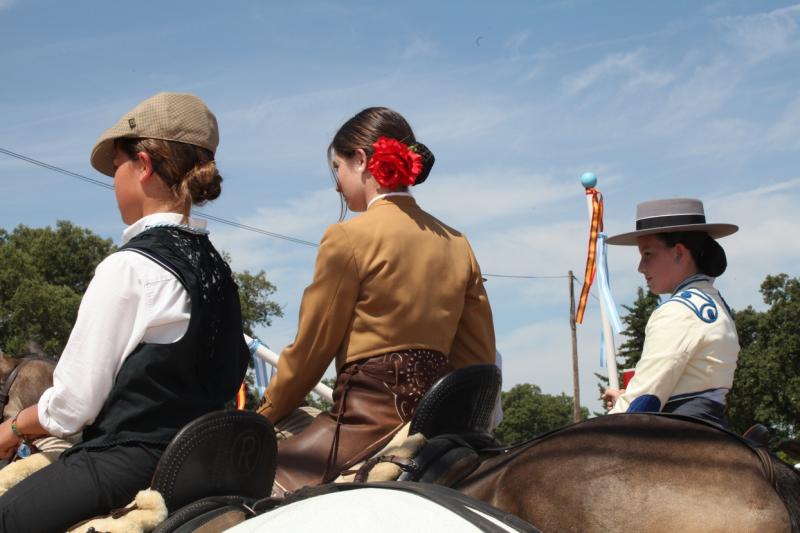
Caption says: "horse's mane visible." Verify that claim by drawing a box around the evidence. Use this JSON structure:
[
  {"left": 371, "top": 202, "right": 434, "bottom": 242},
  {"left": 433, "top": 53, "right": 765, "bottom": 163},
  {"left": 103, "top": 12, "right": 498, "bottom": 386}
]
[
  {"left": 500, "top": 411, "right": 736, "bottom": 453},
  {"left": 505, "top": 412, "right": 776, "bottom": 454},
  {"left": 773, "top": 458, "right": 800, "bottom": 533}
]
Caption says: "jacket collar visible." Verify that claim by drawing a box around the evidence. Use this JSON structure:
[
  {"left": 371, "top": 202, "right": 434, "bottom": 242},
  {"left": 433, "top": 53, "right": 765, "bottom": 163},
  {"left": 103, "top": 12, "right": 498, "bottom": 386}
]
[
  {"left": 672, "top": 273, "right": 714, "bottom": 295},
  {"left": 367, "top": 193, "right": 417, "bottom": 210}
]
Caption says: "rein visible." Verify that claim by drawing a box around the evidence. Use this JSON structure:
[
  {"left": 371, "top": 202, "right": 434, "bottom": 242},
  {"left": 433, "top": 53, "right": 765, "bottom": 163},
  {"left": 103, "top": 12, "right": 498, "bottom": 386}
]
[{"left": 0, "top": 355, "right": 56, "bottom": 419}]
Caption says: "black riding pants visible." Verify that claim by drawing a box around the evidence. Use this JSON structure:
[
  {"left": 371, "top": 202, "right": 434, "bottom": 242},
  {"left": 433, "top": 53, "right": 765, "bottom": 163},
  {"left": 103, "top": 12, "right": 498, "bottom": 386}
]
[
  {"left": 0, "top": 443, "right": 163, "bottom": 533},
  {"left": 663, "top": 396, "right": 729, "bottom": 428}
]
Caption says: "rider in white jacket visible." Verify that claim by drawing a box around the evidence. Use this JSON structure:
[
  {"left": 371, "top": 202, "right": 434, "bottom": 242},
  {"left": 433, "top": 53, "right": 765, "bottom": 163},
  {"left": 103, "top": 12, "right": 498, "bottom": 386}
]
[{"left": 603, "top": 198, "right": 739, "bottom": 427}]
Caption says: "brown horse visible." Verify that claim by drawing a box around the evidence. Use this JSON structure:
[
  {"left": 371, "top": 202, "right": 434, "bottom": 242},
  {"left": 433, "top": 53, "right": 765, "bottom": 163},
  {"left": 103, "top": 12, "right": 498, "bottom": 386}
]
[
  {"left": 0, "top": 342, "right": 56, "bottom": 421},
  {"left": 0, "top": 344, "right": 74, "bottom": 473},
  {"left": 454, "top": 414, "right": 799, "bottom": 533}
]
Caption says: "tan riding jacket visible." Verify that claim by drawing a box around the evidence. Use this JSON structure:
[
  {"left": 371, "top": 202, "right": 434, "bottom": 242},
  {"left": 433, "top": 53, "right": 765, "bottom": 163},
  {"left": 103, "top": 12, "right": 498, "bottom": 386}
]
[{"left": 260, "top": 196, "right": 496, "bottom": 422}]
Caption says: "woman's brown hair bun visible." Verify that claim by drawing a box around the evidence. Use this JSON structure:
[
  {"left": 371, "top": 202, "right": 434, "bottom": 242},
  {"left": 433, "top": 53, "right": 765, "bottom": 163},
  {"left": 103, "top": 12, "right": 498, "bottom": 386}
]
[
  {"left": 182, "top": 160, "right": 222, "bottom": 205},
  {"left": 411, "top": 141, "right": 435, "bottom": 185}
]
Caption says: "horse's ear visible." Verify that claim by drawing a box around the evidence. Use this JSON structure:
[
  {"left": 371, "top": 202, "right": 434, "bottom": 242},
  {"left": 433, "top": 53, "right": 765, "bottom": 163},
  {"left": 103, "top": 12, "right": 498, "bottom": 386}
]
[{"left": 23, "top": 339, "right": 46, "bottom": 358}]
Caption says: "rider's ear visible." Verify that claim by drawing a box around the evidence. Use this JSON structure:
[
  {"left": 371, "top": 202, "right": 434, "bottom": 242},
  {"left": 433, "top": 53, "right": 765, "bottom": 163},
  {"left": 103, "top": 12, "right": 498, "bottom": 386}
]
[
  {"left": 136, "top": 151, "right": 155, "bottom": 182},
  {"left": 673, "top": 243, "right": 688, "bottom": 264},
  {"left": 354, "top": 148, "right": 368, "bottom": 172}
]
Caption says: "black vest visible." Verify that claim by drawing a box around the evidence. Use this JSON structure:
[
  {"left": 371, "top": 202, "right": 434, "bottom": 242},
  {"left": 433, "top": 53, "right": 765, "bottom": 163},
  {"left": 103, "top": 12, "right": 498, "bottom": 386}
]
[{"left": 73, "top": 226, "right": 250, "bottom": 451}]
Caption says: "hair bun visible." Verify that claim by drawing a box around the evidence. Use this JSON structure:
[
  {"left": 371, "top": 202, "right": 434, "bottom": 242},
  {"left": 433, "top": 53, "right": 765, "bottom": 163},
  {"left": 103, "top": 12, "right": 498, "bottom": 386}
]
[
  {"left": 412, "top": 142, "right": 435, "bottom": 185},
  {"left": 699, "top": 236, "right": 727, "bottom": 277},
  {"left": 183, "top": 160, "right": 222, "bottom": 205}
]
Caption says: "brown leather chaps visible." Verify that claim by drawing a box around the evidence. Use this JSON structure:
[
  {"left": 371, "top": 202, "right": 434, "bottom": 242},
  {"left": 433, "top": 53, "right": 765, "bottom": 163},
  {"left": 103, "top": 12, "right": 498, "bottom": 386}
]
[{"left": 273, "top": 349, "right": 447, "bottom": 493}]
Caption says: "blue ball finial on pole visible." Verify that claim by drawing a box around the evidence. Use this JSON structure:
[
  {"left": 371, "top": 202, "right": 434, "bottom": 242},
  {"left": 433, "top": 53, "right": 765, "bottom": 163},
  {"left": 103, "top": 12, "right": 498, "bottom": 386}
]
[{"left": 581, "top": 172, "right": 597, "bottom": 189}]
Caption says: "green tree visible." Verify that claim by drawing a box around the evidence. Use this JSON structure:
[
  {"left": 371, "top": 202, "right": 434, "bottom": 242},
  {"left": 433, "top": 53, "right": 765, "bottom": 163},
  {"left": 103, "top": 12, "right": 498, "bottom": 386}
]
[
  {"left": 305, "top": 377, "right": 336, "bottom": 412},
  {"left": 0, "top": 221, "right": 282, "bottom": 360},
  {"left": 616, "top": 287, "right": 661, "bottom": 370},
  {"left": 596, "top": 287, "right": 660, "bottom": 395},
  {"left": 234, "top": 269, "right": 283, "bottom": 336},
  {"left": 0, "top": 221, "right": 116, "bottom": 355},
  {"left": 493, "top": 383, "right": 589, "bottom": 444},
  {"left": 727, "top": 274, "right": 799, "bottom": 441}
]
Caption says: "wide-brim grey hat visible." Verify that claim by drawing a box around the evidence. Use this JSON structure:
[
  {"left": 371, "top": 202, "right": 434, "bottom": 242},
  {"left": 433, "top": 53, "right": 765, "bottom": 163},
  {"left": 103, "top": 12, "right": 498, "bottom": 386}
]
[
  {"left": 90, "top": 92, "right": 219, "bottom": 177},
  {"left": 606, "top": 197, "right": 738, "bottom": 246}
]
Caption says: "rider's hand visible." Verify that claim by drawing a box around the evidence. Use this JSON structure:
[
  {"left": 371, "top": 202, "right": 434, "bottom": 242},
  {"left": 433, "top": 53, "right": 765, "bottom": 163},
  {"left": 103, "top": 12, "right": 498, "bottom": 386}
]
[
  {"left": 0, "top": 419, "right": 21, "bottom": 460},
  {"left": 602, "top": 388, "right": 625, "bottom": 411}
]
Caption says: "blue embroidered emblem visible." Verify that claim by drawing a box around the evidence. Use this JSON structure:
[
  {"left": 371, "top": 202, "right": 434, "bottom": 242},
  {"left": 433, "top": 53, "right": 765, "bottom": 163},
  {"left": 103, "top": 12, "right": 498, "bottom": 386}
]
[{"left": 669, "top": 288, "right": 718, "bottom": 323}]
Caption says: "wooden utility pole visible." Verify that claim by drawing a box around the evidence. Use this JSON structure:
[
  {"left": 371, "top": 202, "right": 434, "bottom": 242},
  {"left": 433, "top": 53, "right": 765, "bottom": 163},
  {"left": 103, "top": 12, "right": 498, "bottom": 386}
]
[{"left": 568, "top": 270, "right": 581, "bottom": 422}]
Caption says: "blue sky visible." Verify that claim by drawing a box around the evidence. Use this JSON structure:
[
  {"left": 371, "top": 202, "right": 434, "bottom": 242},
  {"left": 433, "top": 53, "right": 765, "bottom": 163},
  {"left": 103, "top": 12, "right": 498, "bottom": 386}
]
[{"left": 1, "top": 1, "right": 799, "bottom": 412}]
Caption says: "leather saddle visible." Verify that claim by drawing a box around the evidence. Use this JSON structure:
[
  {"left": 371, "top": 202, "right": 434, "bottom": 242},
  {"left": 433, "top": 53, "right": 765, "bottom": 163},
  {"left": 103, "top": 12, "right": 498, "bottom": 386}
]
[
  {"left": 154, "top": 365, "right": 503, "bottom": 531},
  {"left": 149, "top": 409, "right": 277, "bottom": 532},
  {"left": 381, "top": 364, "right": 502, "bottom": 486}
]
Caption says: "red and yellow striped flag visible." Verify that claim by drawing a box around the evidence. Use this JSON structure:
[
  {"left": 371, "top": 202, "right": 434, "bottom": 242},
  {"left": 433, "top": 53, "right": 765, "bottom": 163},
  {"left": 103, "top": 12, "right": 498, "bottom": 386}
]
[
  {"left": 576, "top": 188, "right": 603, "bottom": 323},
  {"left": 236, "top": 382, "right": 247, "bottom": 410}
]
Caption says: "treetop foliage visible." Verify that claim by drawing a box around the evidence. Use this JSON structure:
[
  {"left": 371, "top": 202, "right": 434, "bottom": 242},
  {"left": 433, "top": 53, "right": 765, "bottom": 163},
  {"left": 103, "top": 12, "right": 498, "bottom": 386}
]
[
  {"left": 493, "top": 383, "right": 588, "bottom": 444},
  {"left": 0, "top": 221, "right": 282, "bottom": 359},
  {"left": 727, "top": 274, "right": 799, "bottom": 441},
  {"left": 0, "top": 221, "right": 116, "bottom": 355}
]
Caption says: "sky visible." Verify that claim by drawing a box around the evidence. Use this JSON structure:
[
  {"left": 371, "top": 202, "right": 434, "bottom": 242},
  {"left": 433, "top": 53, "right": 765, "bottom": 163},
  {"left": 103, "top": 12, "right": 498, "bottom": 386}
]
[{"left": 1, "top": 1, "right": 799, "bottom": 412}]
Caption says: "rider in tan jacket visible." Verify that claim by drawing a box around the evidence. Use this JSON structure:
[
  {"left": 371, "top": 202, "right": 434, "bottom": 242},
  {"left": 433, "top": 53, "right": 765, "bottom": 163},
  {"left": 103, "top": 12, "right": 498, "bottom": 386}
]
[{"left": 259, "top": 107, "right": 496, "bottom": 493}]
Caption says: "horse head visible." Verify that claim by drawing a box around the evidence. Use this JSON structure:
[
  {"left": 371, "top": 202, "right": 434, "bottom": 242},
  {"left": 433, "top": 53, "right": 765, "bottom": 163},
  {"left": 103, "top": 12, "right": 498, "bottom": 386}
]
[
  {"left": 0, "top": 351, "right": 22, "bottom": 389},
  {"left": 0, "top": 341, "right": 56, "bottom": 420}
]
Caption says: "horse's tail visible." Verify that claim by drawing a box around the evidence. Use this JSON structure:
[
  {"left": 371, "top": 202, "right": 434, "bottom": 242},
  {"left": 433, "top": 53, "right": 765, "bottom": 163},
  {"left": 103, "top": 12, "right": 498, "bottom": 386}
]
[{"left": 773, "top": 456, "right": 800, "bottom": 533}]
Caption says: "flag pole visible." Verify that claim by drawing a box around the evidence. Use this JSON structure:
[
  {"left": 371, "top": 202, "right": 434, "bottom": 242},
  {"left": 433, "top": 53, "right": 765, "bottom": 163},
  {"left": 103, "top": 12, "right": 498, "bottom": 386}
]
[
  {"left": 243, "top": 334, "right": 334, "bottom": 403},
  {"left": 580, "top": 173, "right": 620, "bottom": 390}
]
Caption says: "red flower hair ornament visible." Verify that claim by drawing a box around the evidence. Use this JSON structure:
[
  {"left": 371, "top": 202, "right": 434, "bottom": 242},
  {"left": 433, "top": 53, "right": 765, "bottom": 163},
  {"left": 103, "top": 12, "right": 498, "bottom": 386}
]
[{"left": 367, "top": 136, "right": 424, "bottom": 189}]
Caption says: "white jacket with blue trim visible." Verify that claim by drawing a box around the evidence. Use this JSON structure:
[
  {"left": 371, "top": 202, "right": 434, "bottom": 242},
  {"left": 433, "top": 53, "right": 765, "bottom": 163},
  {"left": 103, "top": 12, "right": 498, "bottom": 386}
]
[{"left": 610, "top": 275, "right": 740, "bottom": 414}]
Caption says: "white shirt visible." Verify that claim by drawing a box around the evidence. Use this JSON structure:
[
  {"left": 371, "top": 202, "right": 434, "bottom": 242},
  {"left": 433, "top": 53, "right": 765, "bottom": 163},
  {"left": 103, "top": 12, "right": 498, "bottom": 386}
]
[
  {"left": 367, "top": 191, "right": 412, "bottom": 209},
  {"left": 37, "top": 213, "right": 206, "bottom": 437}
]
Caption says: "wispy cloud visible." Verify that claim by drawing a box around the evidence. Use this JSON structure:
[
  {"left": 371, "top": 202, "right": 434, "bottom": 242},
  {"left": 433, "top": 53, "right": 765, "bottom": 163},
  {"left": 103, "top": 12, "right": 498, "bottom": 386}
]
[
  {"left": 0, "top": 0, "right": 15, "bottom": 11},
  {"left": 504, "top": 31, "right": 530, "bottom": 55},
  {"left": 642, "top": 59, "right": 738, "bottom": 138},
  {"left": 561, "top": 50, "right": 674, "bottom": 95},
  {"left": 766, "top": 92, "right": 800, "bottom": 150},
  {"left": 416, "top": 170, "right": 576, "bottom": 228},
  {"left": 716, "top": 4, "right": 800, "bottom": 62},
  {"left": 402, "top": 36, "right": 437, "bottom": 59}
]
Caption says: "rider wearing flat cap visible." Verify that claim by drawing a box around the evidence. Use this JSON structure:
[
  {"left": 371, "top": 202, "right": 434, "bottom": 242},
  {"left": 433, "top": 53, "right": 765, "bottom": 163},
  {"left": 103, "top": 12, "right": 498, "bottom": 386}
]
[{"left": 602, "top": 198, "right": 740, "bottom": 427}]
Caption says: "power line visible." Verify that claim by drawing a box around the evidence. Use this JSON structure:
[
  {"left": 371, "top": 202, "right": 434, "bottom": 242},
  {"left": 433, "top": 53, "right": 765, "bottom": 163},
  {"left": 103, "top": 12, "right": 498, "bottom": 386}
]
[
  {"left": 0, "top": 147, "right": 114, "bottom": 191},
  {"left": 0, "top": 146, "right": 317, "bottom": 247},
  {"left": 197, "top": 212, "right": 318, "bottom": 247},
  {"left": 483, "top": 273, "right": 568, "bottom": 279},
  {"left": 0, "top": 146, "right": 587, "bottom": 280}
]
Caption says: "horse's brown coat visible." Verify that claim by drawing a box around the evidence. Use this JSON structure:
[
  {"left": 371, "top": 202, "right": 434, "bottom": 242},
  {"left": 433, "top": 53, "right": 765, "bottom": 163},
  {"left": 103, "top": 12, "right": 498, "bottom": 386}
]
[
  {"left": 455, "top": 414, "right": 792, "bottom": 533},
  {"left": 0, "top": 349, "right": 55, "bottom": 420}
]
